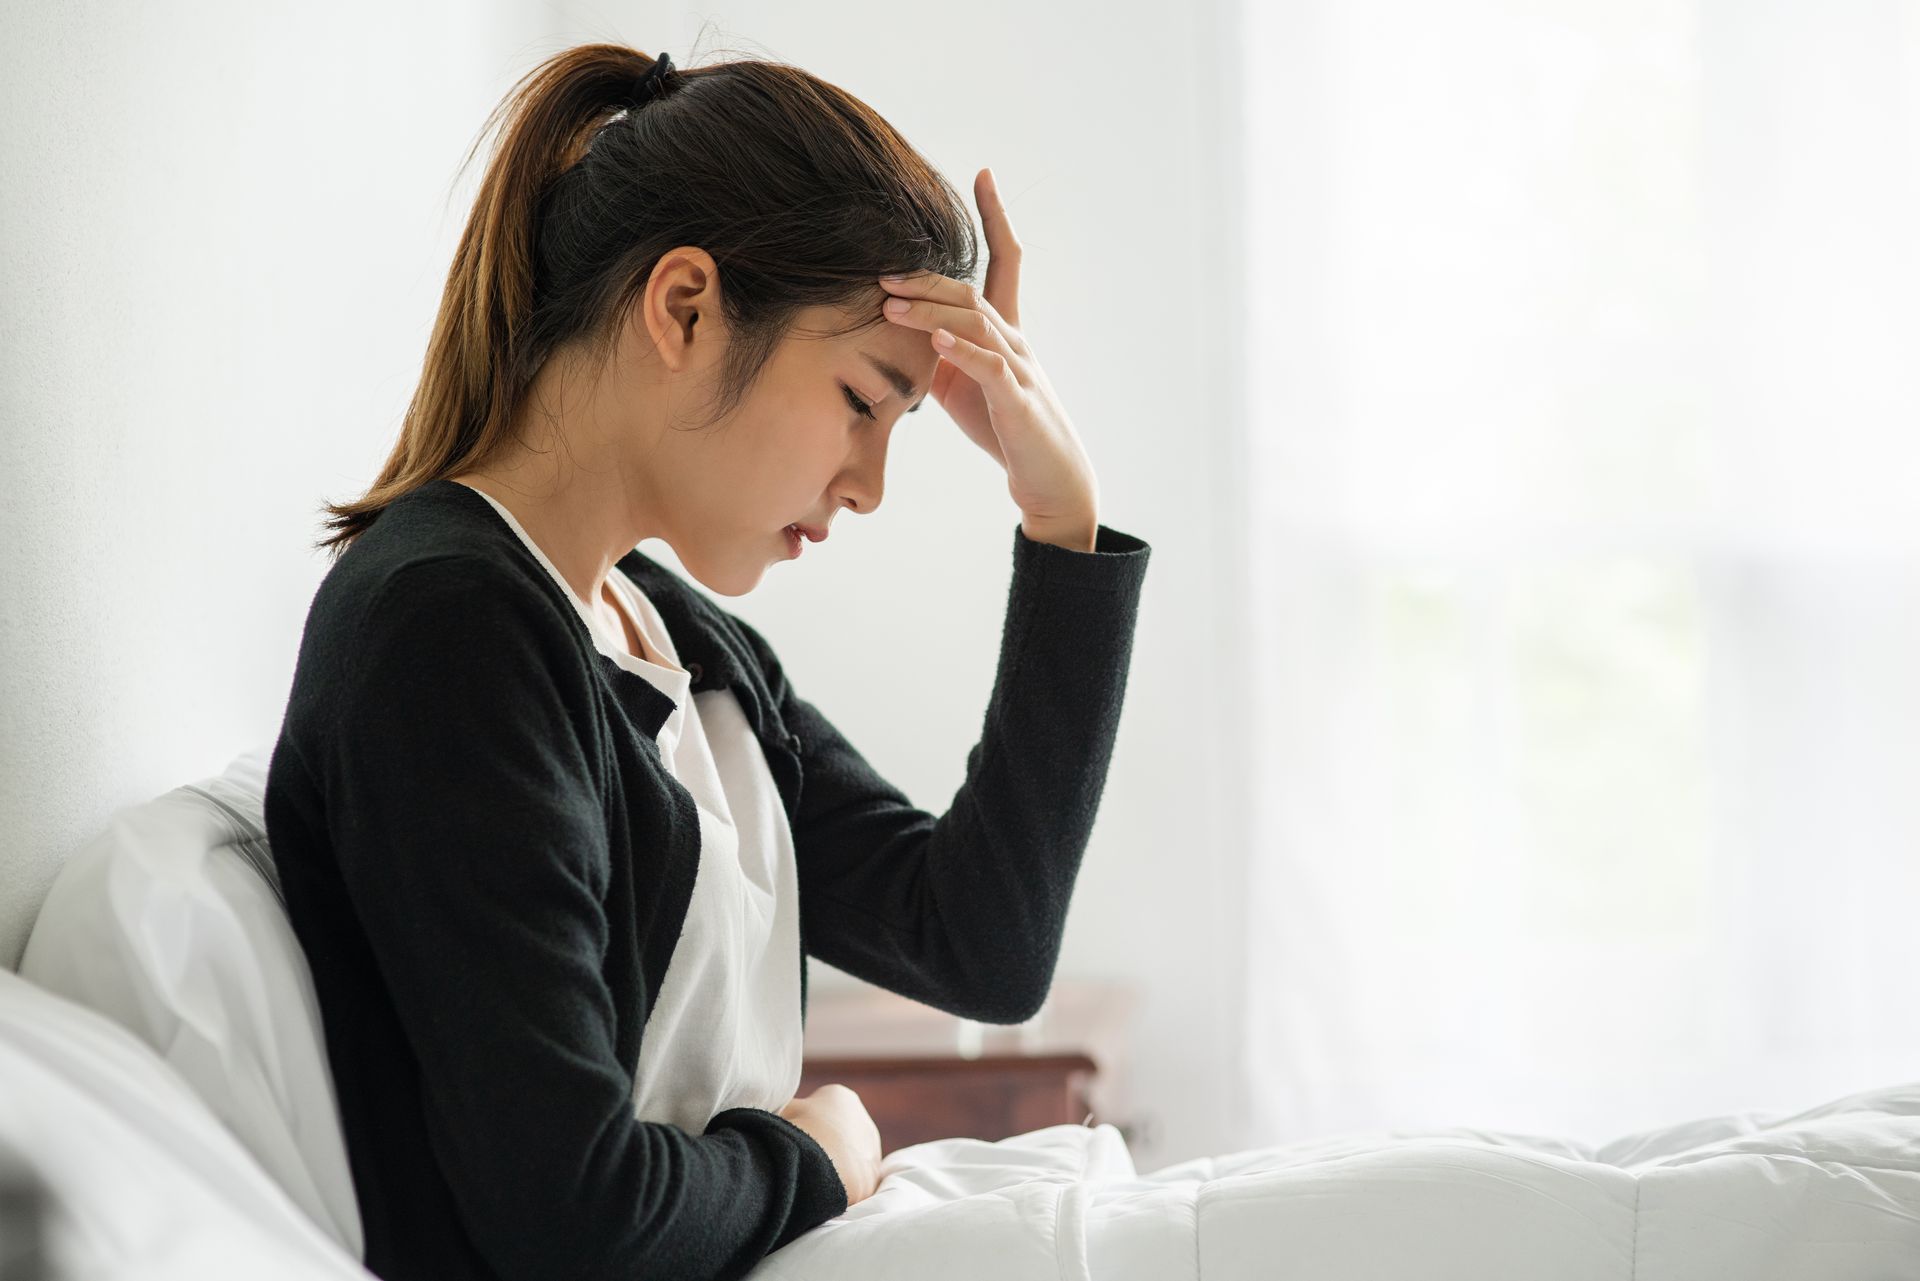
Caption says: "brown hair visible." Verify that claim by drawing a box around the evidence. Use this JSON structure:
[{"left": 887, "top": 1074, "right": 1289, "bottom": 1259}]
[{"left": 316, "top": 41, "right": 979, "bottom": 557}]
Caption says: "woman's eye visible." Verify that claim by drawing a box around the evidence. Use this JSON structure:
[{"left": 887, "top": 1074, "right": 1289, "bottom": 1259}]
[{"left": 841, "top": 384, "right": 876, "bottom": 420}]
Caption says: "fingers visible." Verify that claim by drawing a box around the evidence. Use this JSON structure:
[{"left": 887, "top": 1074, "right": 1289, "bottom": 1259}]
[
  {"left": 878, "top": 271, "right": 995, "bottom": 322},
  {"left": 878, "top": 281, "right": 1025, "bottom": 354},
  {"left": 878, "top": 165, "right": 1026, "bottom": 350},
  {"left": 975, "top": 167, "right": 1022, "bottom": 329},
  {"left": 883, "top": 290, "right": 1023, "bottom": 366},
  {"left": 930, "top": 325, "right": 1023, "bottom": 408}
]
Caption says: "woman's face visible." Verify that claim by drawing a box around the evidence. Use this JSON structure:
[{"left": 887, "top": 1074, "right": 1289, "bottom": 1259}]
[{"left": 624, "top": 254, "right": 941, "bottom": 596}]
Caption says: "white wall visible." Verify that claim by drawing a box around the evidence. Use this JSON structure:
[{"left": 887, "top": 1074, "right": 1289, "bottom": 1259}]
[{"left": 0, "top": 1, "right": 1251, "bottom": 1170}]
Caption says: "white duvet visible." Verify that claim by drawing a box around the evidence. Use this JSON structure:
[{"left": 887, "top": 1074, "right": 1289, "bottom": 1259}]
[
  {"left": 4, "top": 965, "right": 1917, "bottom": 1280},
  {"left": 765, "top": 1090, "right": 1920, "bottom": 1280}
]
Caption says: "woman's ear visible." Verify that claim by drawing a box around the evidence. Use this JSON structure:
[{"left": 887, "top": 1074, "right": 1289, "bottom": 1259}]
[{"left": 637, "top": 246, "right": 724, "bottom": 373}]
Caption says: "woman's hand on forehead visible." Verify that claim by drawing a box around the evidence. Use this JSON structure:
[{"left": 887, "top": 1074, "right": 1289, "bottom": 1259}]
[{"left": 877, "top": 167, "right": 1098, "bottom": 547}]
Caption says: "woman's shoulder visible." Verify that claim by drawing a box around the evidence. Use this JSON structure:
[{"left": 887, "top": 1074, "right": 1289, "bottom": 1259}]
[{"left": 302, "top": 480, "right": 594, "bottom": 679}]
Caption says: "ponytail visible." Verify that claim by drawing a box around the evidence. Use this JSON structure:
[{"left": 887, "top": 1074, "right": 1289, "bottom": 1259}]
[{"left": 318, "top": 45, "right": 676, "bottom": 552}]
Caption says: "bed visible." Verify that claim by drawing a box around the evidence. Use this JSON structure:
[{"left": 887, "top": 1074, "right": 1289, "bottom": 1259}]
[{"left": 8, "top": 748, "right": 1918, "bottom": 1280}]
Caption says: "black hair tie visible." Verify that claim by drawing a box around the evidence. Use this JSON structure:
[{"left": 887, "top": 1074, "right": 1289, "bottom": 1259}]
[{"left": 630, "top": 52, "right": 675, "bottom": 107}]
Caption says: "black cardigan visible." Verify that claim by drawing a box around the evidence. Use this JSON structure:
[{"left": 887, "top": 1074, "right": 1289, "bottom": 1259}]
[{"left": 264, "top": 477, "right": 1151, "bottom": 1281}]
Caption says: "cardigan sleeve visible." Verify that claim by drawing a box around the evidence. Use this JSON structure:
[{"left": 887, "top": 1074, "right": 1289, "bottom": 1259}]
[
  {"left": 322, "top": 557, "right": 846, "bottom": 1281},
  {"left": 741, "top": 521, "right": 1151, "bottom": 1025}
]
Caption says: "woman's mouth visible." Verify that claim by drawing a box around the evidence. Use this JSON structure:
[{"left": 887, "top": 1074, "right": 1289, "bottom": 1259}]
[{"left": 783, "top": 524, "right": 804, "bottom": 558}]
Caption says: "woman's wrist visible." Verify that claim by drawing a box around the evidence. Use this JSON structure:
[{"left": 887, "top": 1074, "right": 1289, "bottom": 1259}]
[{"left": 1020, "top": 511, "right": 1099, "bottom": 552}]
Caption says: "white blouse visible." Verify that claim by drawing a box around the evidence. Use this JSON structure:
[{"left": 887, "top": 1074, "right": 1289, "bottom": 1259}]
[{"left": 456, "top": 482, "right": 805, "bottom": 1135}]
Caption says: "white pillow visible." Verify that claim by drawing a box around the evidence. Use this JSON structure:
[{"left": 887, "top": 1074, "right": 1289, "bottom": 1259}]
[
  {"left": 0, "top": 965, "right": 371, "bottom": 1279},
  {"left": 18, "top": 743, "right": 364, "bottom": 1260}
]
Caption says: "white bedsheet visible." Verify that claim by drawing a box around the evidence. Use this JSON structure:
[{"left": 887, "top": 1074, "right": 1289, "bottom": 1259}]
[{"left": 5, "top": 961, "right": 1917, "bottom": 1279}]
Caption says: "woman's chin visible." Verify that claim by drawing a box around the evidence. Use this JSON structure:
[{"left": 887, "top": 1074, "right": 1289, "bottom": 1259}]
[{"left": 681, "top": 553, "right": 766, "bottom": 599}]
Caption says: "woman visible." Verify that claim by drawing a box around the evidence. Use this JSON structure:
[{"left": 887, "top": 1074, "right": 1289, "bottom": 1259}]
[{"left": 264, "top": 41, "right": 1150, "bottom": 1281}]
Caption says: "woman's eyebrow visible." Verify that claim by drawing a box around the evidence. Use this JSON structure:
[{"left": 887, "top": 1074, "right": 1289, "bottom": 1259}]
[{"left": 861, "top": 353, "right": 925, "bottom": 412}]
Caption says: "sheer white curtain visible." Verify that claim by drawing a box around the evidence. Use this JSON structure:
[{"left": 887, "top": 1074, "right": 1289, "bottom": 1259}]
[{"left": 1239, "top": 0, "right": 1920, "bottom": 1146}]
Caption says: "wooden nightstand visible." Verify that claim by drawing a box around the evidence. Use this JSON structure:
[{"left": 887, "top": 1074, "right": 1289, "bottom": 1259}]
[{"left": 797, "top": 978, "right": 1140, "bottom": 1153}]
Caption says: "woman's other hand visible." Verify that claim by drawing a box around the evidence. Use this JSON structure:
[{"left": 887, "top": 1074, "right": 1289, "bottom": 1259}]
[{"left": 779, "top": 1083, "right": 883, "bottom": 1207}]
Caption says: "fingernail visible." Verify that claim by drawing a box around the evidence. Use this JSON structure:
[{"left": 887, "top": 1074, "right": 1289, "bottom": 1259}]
[{"left": 880, "top": 273, "right": 908, "bottom": 282}]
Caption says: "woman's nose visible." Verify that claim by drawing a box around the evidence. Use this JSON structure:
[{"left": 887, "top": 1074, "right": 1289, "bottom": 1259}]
[{"left": 838, "top": 441, "right": 887, "bottom": 515}]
